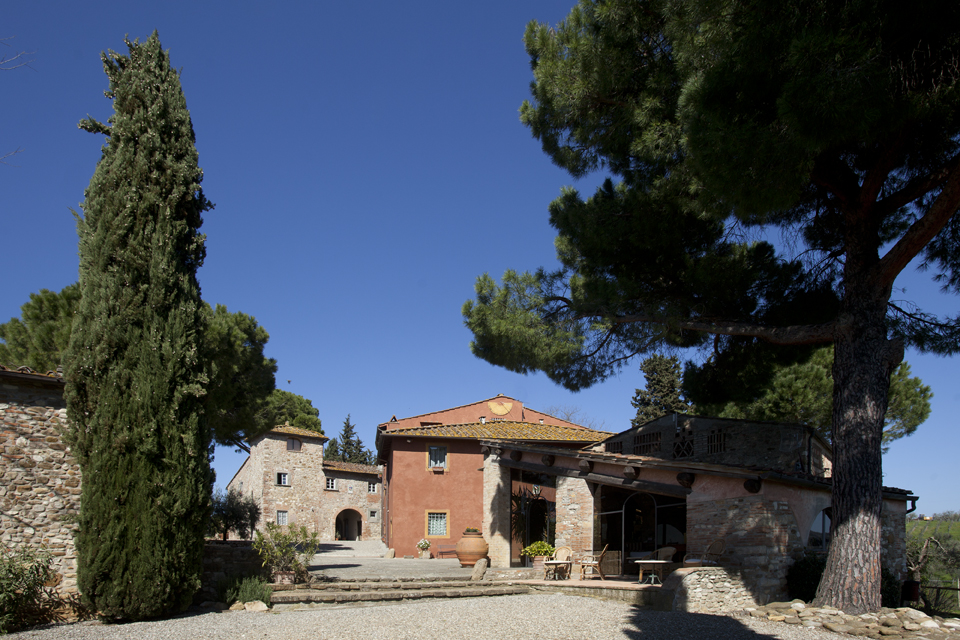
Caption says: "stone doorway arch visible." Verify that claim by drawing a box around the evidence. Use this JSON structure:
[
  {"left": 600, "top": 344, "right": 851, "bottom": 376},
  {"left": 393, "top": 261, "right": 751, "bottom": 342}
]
[{"left": 336, "top": 508, "right": 363, "bottom": 541}]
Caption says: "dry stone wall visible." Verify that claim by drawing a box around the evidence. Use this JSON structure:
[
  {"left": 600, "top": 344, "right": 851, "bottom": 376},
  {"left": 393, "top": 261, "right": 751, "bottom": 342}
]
[
  {"left": 0, "top": 375, "right": 80, "bottom": 595},
  {"left": 666, "top": 566, "right": 760, "bottom": 612}
]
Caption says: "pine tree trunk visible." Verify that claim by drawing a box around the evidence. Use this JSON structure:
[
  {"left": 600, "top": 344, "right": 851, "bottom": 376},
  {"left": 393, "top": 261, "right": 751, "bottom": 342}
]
[{"left": 813, "top": 236, "right": 900, "bottom": 613}]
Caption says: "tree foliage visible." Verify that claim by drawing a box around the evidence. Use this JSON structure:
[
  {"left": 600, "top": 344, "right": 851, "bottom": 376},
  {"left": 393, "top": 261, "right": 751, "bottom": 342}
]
[
  {"left": 324, "top": 414, "right": 373, "bottom": 464},
  {"left": 0, "top": 285, "right": 277, "bottom": 449},
  {"left": 631, "top": 354, "right": 693, "bottom": 426},
  {"left": 63, "top": 33, "right": 213, "bottom": 620},
  {"left": 259, "top": 389, "right": 323, "bottom": 435},
  {"left": 209, "top": 488, "right": 261, "bottom": 541},
  {"left": 698, "top": 347, "right": 932, "bottom": 451},
  {"left": 462, "top": 0, "right": 960, "bottom": 612},
  {"left": 0, "top": 283, "right": 80, "bottom": 371}
]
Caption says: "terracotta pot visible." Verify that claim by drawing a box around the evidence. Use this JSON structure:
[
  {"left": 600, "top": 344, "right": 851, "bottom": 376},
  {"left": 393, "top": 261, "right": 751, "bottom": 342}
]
[
  {"left": 530, "top": 555, "right": 548, "bottom": 573},
  {"left": 455, "top": 531, "right": 489, "bottom": 567}
]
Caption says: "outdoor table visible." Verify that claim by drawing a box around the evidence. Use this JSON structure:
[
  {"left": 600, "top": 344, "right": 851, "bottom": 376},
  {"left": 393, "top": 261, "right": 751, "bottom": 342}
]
[
  {"left": 634, "top": 559, "right": 671, "bottom": 584},
  {"left": 543, "top": 559, "right": 572, "bottom": 580}
]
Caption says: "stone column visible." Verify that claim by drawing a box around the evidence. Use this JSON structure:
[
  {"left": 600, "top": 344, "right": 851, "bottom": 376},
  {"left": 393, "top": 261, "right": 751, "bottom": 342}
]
[
  {"left": 555, "top": 476, "right": 597, "bottom": 555},
  {"left": 482, "top": 449, "right": 511, "bottom": 568}
]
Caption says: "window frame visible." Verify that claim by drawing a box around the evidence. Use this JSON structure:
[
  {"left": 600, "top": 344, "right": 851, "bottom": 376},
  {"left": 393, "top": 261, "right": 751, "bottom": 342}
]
[
  {"left": 325, "top": 477, "right": 337, "bottom": 491},
  {"left": 368, "top": 481, "right": 378, "bottom": 493},
  {"left": 276, "top": 510, "right": 288, "bottom": 526},
  {"left": 426, "top": 444, "right": 448, "bottom": 470},
  {"left": 424, "top": 510, "right": 450, "bottom": 539},
  {"left": 287, "top": 438, "right": 302, "bottom": 452},
  {"left": 276, "top": 472, "right": 290, "bottom": 486}
]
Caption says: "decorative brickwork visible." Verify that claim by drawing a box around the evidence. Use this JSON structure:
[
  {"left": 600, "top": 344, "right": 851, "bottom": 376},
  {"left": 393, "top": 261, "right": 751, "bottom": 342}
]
[{"left": 0, "top": 372, "right": 80, "bottom": 596}]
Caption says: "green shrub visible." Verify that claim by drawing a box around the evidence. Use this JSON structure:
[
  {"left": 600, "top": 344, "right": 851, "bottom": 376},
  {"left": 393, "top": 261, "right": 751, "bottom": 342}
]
[
  {"left": 217, "top": 574, "right": 273, "bottom": 606},
  {"left": 253, "top": 523, "right": 321, "bottom": 582},
  {"left": 0, "top": 546, "right": 57, "bottom": 633},
  {"left": 788, "top": 554, "right": 902, "bottom": 607},
  {"left": 520, "top": 541, "right": 555, "bottom": 557}
]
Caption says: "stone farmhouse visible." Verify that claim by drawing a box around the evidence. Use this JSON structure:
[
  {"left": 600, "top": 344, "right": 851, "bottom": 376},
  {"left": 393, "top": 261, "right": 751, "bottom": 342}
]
[
  {"left": 228, "top": 425, "right": 382, "bottom": 541},
  {"left": 476, "top": 412, "right": 915, "bottom": 604},
  {"left": 375, "top": 394, "right": 612, "bottom": 559},
  {"left": 0, "top": 366, "right": 79, "bottom": 597}
]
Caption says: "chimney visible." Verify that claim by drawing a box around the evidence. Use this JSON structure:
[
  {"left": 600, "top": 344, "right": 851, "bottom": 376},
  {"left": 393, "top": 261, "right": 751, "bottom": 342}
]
[{"left": 480, "top": 416, "right": 486, "bottom": 424}]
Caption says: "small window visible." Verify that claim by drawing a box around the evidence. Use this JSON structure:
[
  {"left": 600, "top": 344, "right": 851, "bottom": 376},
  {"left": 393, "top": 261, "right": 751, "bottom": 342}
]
[
  {"left": 634, "top": 432, "right": 661, "bottom": 455},
  {"left": 429, "top": 445, "right": 447, "bottom": 468},
  {"left": 326, "top": 477, "right": 337, "bottom": 490},
  {"left": 277, "top": 510, "right": 288, "bottom": 526},
  {"left": 368, "top": 482, "right": 377, "bottom": 493},
  {"left": 287, "top": 438, "right": 302, "bottom": 451},
  {"left": 277, "top": 472, "right": 289, "bottom": 486},
  {"left": 427, "top": 512, "right": 447, "bottom": 537},
  {"left": 707, "top": 429, "right": 725, "bottom": 454},
  {"left": 369, "top": 509, "right": 378, "bottom": 520},
  {"left": 607, "top": 441, "right": 623, "bottom": 454}
]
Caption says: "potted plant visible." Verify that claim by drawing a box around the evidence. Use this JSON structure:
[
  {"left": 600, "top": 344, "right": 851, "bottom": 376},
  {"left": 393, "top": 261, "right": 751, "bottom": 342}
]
[
  {"left": 253, "top": 522, "right": 322, "bottom": 584},
  {"left": 520, "top": 541, "right": 555, "bottom": 572},
  {"left": 416, "top": 538, "right": 431, "bottom": 559},
  {"left": 456, "top": 527, "right": 489, "bottom": 567}
]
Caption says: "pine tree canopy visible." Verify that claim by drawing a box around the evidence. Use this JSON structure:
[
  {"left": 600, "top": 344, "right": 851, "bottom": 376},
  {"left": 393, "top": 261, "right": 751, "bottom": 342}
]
[
  {"left": 631, "top": 354, "right": 692, "bottom": 426},
  {"left": 695, "top": 347, "right": 932, "bottom": 451},
  {"left": 260, "top": 389, "right": 323, "bottom": 435},
  {"left": 63, "top": 32, "right": 212, "bottom": 620},
  {"left": 462, "top": 0, "right": 960, "bottom": 613},
  {"left": 0, "top": 283, "right": 80, "bottom": 371}
]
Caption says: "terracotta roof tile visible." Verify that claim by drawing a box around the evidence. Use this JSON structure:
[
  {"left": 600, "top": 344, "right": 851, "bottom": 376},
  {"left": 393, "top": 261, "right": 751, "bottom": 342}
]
[
  {"left": 322, "top": 460, "right": 380, "bottom": 476},
  {"left": 381, "top": 421, "right": 612, "bottom": 442},
  {"left": 270, "top": 425, "right": 328, "bottom": 440}
]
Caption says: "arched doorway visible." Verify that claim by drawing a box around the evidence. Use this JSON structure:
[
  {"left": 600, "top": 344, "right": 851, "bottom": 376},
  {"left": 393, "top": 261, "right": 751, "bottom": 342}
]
[{"left": 336, "top": 509, "right": 363, "bottom": 541}]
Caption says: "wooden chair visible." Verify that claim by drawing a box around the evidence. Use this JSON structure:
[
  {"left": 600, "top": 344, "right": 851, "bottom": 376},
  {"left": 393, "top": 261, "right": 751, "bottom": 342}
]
[
  {"left": 543, "top": 546, "right": 573, "bottom": 580},
  {"left": 578, "top": 544, "right": 609, "bottom": 581},
  {"left": 683, "top": 539, "right": 724, "bottom": 567}
]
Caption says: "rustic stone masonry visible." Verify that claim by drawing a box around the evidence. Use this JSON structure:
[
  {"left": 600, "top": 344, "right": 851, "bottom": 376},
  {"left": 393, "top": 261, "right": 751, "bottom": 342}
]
[
  {"left": 554, "top": 476, "right": 599, "bottom": 559},
  {"left": 687, "top": 495, "right": 805, "bottom": 603},
  {"left": 0, "top": 371, "right": 80, "bottom": 596},
  {"left": 482, "top": 448, "right": 511, "bottom": 568},
  {"left": 665, "top": 566, "right": 760, "bottom": 613},
  {"left": 746, "top": 600, "right": 960, "bottom": 638},
  {"left": 196, "top": 540, "right": 266, "bottom": 604},
  {"left": 228, "top": 427, "right": 382, "bottom": 541}
]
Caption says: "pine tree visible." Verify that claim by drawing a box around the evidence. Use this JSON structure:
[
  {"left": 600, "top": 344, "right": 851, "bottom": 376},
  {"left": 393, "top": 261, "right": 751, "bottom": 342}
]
[
  {"left": 630, "top": 355, "right": 692, "bottom": 426},
  {"left": 63, "top": 33, "right": 213, "bottom": 620},
  {"left": 323, "top": 437, "right": 341, "bottom": 461},
  {"left": 325, "top": 415, "right": 373, "bottom": 464}
]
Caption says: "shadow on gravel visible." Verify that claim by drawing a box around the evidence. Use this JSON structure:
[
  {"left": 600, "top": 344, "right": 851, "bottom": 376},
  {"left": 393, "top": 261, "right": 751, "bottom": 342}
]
[{"left": 620, "top": 607, "right": 781, "bottom": 639}]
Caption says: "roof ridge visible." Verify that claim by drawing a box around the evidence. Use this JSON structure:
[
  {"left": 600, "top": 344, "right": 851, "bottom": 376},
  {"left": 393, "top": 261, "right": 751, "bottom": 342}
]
[{"left": 377, "top": 395, "right": 522, "bottom": 426}]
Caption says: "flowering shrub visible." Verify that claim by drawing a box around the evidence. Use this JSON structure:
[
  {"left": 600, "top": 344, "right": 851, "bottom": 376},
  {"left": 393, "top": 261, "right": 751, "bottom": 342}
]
[
  {"left": 520, "top": 541, "right": 555, "bottom": 557},
  {"left": 416, "top": 539, "right": 431, "bottom": 551}
]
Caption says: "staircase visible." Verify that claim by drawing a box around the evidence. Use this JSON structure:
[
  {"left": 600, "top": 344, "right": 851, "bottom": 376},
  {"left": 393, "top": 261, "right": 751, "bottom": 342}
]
[
  {"left": 270, "top": 578, "right": 530, "bottom": 607},
  {"left": 312, "top": 540, "right": 388, "bottom": 558}
]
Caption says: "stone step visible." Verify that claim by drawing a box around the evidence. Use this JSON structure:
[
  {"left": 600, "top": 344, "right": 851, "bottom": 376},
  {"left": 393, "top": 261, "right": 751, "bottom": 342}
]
[
  {"left": 274, "top": 579, "right": 476, "bottom": 592},
  {"left": 270, "top": 582, "right": 530, "bottom": 605}
]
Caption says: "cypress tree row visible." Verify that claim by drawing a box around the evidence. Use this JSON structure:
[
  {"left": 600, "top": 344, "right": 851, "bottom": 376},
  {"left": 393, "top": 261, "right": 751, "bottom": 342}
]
[{"left": 64, "top": 33, "right": 213, "bottom": 620}]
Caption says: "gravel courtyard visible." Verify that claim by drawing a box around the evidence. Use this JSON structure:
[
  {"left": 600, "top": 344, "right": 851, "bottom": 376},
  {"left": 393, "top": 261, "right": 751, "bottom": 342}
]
[{"left": 7, "top": 593, "right": 844, "bottom": 640}]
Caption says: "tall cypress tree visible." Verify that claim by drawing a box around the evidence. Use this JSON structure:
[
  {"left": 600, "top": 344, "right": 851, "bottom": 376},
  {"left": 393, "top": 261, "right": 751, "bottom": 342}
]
[
  {"left": 630, "top": 355, "right": 693, "bottom": 427},
  {"left": 63, "top": 33, "right": 213, "bottom": 620}
]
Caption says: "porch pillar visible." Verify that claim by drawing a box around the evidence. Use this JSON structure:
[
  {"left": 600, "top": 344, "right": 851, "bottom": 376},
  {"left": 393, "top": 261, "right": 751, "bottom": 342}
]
[
  {"left": 482, "top": 449, "right": 511, "bottom": 568},
  {"left": 555, "top": 476, "right": 598, "bottom": 555}
]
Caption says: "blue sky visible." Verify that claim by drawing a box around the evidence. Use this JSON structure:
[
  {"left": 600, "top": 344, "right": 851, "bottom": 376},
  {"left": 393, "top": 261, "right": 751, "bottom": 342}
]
[{"left": 4, "top": 1, "right": 957, "bottom": 516}]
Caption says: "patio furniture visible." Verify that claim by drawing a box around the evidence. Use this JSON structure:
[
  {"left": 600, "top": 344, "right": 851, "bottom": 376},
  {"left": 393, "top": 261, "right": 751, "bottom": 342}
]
[
  {"left": 683, "top": 539, "right": 724, "bottom": 567},
  {"left": 635, "top": 546, "right": 676, "bottom": 584},
  {"left": 543, "top": 546, "right": 573, "bottom": 580},
  {"left": 578, "top": 544, "right": 609, "bottom": 581}
]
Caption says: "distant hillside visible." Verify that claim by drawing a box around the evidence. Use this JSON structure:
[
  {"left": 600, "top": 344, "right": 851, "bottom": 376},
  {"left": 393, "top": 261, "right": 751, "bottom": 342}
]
[{"left": 908, "top": 520, "right": 960, "bottom": 540}]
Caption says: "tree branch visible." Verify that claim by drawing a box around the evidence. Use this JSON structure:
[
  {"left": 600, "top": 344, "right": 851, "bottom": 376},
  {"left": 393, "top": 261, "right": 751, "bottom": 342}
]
[
  {"left": 874, "top": 158, "right": 960, "bottom": 287},
  {"left": 612, "top": 313, "right": 838, "bottom": 345},
  {"left": 876, "top": 154, "right": 960, "bottom": 218}
]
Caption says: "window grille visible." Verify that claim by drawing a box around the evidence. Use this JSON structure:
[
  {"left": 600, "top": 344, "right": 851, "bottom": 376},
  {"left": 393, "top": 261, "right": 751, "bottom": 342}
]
[
  {"left": 368, "top": 482, "right": 377, "bottom": 493},
  {"left": 277, "top": 472, "right": 289, "bottom": 486},
  {"left": 429, "top": 445, "right": 447, "bottom": 468},
  {"left": 633, "top": 432, "right": 661, "bottom": 455},
  {"left": 427, "top": 512, "right": 447, "bottom": 536},
  {"left": 607, "top": 441, "right": 623, "bottom": 454},
  {"left": 287, "top": 438, "right": 301, "bottom": 451},
  {"left": 673, "top": 429, "right": 694, "bottom": 459},
  {"left": 276, "top": 510, "right": 288, "bottom": 526},
  {"left": 707, "top": 429, "right": 725, "bottom": 454},
  {"left": 326, "top": 477, "right": 337, "bottom": 490},
  {"left": 369, "top": 510, "right": 378, "bottom": 520}
]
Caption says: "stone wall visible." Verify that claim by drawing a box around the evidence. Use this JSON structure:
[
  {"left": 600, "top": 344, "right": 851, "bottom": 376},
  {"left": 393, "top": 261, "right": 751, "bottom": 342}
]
[
  {"left": 196, "top": 540, "right": 266, "bottom": 604},
  {"left": 316, "top": 469, "right": 381, "bottom": 541},
  {"left": 665, "top": 566, "right": 760, "bottom": 613},
  {"left": 687, "top": 495, "right": 804, "bottom": 604},
  {"left": 881, "top": 498, "right": 908, "bottom": 579},
  {"left": 0, "top": 373, "right": 80, "bottom": 596},
  {"left": 482, "top": 449, "right": 511, "bottom": 568},
  {"left": 554, "top": 476, "right": 598, "bottom": 557}
]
